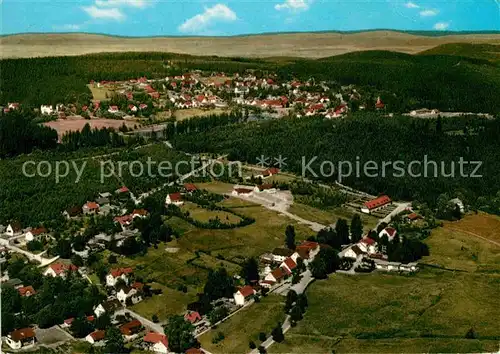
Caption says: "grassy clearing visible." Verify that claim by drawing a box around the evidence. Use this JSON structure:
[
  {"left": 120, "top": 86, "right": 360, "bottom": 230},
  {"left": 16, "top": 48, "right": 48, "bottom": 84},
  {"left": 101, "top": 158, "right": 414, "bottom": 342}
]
[
  {"left": 198, "top": 294, "right": 286, "bottom": 353},
  {"left": 272, "top": 213, "right": 500, "bottom": 353},
  {"left": 279, "top": 270, "right": 500, "bottom": 353},
  {"left": 130, "top": 282, "right": 196, "bottom": 322},
  {"left": 174, "top": 108, "right": 228, "bottom": 121},
  {"left": 87, "top": 84, "right": 113, "bottom": 101},
  {"left": 196, "top": 181, "right": 235, "bottom": 195},
  {"left": 423, "top": 214, "right": 500, "bottom": 273},
  {"left": 177, "top": 196, "right": 315, "bottom": 262},
  {"left": 181, "top": 201, "right": 242, "bottom": 224}
]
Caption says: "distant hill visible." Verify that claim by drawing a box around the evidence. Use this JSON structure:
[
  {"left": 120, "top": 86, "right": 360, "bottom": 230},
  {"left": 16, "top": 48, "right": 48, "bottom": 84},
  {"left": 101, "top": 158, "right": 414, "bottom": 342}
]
[
  {"left": 1, "top": 31, "right": 500, "bottom": 59},
  {"left": 419, "top": 43, "right": 500, "bottom": 62}
]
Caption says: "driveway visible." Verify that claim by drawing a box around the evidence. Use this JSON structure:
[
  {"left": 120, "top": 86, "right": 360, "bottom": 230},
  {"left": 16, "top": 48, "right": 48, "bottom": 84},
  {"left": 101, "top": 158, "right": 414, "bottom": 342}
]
[{"left": 115, "top": 308, "right": 164, "bottom": 333}]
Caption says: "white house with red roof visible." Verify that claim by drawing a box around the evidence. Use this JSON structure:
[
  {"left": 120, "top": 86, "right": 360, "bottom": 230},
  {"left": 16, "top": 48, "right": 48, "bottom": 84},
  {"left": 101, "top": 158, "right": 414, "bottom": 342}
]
[
  {"left": 165, "top": 192, "right": 183, "bottom": 206},
  {"left": 114, "top": 214, "right": 133, "bottom": 230},
  {"left": 233, "top": 285, "right": 256, "bottom": 306},
  {"left": 143, "top": 332, "right": 169, "bottom": 353},
  {"left": 128, "top": 104, "right": 138, "bottom": 112},
  {"left": 184, "top": 311, "right": 202, "bottom": 324},
  {"left": 379, "top": 227, "right": 398, "bottom": 242},
  {"left": 85, "top": 330, "right": 105, "bottom": 345},
  {"left": 357, "top": 237, "right": 377, "bottom": 254},
  {"left": 361, "top": 195, "right": 392, "bottom": 214},
  {"left": 106, "top": 267, "right": 133, "bottom": 287},
  {"left": 108, "top": 105, "right": 119, "bottom": 114},
  {"left": 44, "top": 263, "right": 78, "bottom": 278},
  {"left": 83, "top": 201, "right": 100, "bottom": 215},
  {"left": 25, "top": 227, "right": 47, "bottom": 242},
  {"left": 264, "top": 267, "right": 287, "bottom": 284}
]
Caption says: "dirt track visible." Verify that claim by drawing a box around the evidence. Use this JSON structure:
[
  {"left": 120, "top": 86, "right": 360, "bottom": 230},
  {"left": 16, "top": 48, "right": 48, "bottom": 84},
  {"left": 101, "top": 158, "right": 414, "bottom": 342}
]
[{"left": 2, "top": 31, "right": 500, "bottom": 59}]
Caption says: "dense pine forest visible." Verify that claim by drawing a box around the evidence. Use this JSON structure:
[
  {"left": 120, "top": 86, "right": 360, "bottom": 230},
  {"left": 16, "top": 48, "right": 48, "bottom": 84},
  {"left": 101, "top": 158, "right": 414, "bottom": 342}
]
[{"left": 170, "top": 113, "right": 500, "bottom": 213}]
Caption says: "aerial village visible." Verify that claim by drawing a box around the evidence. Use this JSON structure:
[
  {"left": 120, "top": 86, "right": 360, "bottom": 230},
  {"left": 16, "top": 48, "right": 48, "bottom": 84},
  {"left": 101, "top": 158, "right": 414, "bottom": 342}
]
[
  {"left": 3, "top": 71, "right": 387, "bottom": 125},
  {"left": 0, "top": 144, "right": 443, "bottom": 354}
]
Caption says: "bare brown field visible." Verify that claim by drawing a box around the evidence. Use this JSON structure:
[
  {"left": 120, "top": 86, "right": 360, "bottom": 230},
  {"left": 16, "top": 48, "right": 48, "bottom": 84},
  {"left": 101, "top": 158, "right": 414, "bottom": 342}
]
[
  {"left": 442, "top": 212, "right": 500, "bottom": 245},
  {"left": 44, "top": 117, "right": 136, "bottom": 137},
  {"left": 2, "top": 32, "right": 500, "bottom": 59}
]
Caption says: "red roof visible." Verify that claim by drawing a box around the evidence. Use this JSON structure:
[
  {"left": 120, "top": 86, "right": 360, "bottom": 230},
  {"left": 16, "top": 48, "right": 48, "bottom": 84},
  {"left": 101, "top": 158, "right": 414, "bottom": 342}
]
[
  {"left": 114, "top": 215, "right": 133, "bottom": 225},
  {"left": 64, "top": 318, "right": 74, "bottom": 325},
  {"left": 30, "top": 227, "right": 47, "bottom": 236},
  {"left": 169, "top": 192, "right": 182, "bottom": 201},
  {"left": 238, "top": 285, "right": 255, "bottom": 298},
  {"left": 298, "top": 241, "right": 319, "bottom": 251},
  {"left": 131, "top": 281, "right": 144, "bottom": 290},
  {"left": 263, "top": 167, "right": 280, "bottom": 176},
  {"left": 361, "top": 237, "right": 376, "bottom": 246},
  {"left": 186, "top": 348, "right": 203, "bottom": 354},
  {"left": 139, "top": 104, "right": 148, "bottom": 109},
  {"left": 120, "top": 320, "right": 142, "bottom": 335},
  {"left": 49, "top": 263, "right": 78, "bottom": 275},
  {"left": 184, "top": 311, "right": 202, "bottom": 323},
  {"left": 110, "top": 105, "right": 118, "bottom": 110},
  {"left": 383, "top": 227, "right": 397, "bottom": 237},
  {"left": 310, "top": 103, "right": 325, "bottom": 111},
  {"left": 363, "top": 195, "right": 391, "bottom": 210},
  {"left": 234, "top": 188, "right": 253, "bottom": 194},
  {"left": 117, "top": 186, "right": 129, "bottom": 193},
  {"left": 110, "top": 267, "right": 133, "bottom": 278},
  {"left": 407, "top": 213, "right": 420, "bottom": 220},
  {"left": 85, "top": 201, "right": 99, "bottom": 210},
  {"left": 18, "top": 286, "right": 36, "bottom": 297},
  {"left": 283, "top": 257, "right": 297, "bottom": 271},
  {"left": 184, "top": 183, "right": 198, "bottom": 192},
  {"left": 9, "top": 328, "right": 35, "bottom": 341},
  {"left": 89, "top": 330, "right": 105, "bottom": 341},
  {"left": 87, "top": 315, "right": 95, "bottom": 322},
  {"left": 270, "top": 267, "right": 286, "bottom": 280},
  {"left": 132, "top": 209, "right": 148, "bottom": 216},
  {"left": 144, "top": 332, "right": 168, "bottom": 347},
  {"left": 258, "top": 184, "right": 274, "bottom": 191}
]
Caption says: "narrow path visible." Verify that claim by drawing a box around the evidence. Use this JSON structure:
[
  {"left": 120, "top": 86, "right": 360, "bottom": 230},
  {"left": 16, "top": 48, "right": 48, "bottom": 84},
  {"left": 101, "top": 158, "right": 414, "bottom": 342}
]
[
  {"left": 446, "top": 227, "right": 500, "bottom": 248},
  {"left": 115, "top": 308, "right": 164, "bottom": 333}
]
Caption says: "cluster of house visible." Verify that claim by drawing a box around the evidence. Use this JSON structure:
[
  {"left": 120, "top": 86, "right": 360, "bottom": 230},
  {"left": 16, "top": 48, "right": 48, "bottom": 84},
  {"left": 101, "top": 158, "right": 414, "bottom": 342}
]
[
  {"left": 339, "top": 226, "right": 418, "bottom": 273},
  {"left": 231, "top": 240, "right": 321, "bottom": 306}
]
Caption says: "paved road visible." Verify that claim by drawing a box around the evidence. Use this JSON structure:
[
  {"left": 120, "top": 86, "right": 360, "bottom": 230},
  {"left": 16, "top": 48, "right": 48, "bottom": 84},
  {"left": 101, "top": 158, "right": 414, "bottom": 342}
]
[
  {"left": 289, "top": 269, "right": 314, "bottom": 294},
  {"left": 115, "top": 308, "right": 164, "bottom": 333},
  {"left": 0, "top": 238, "right": 59, "bottom": 267}
]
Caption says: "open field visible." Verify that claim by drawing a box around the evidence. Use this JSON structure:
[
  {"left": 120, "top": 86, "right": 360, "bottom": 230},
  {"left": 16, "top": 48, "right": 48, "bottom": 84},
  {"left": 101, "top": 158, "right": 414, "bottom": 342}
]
[
  {"left": 198, "top": 294, "right": 286, "bottom": 353},
  {"left": 176, "top": 196, "right": 315, "bottom": 262},
  {"left": 2, "top": 32, "right": 500, "bottom": 59},
  {"left": 130, "top": 282, "right": 196, "bottom": 322},
  {"left": 43, "top": 117, "right": 136, "bottom": 138},
  {"left": 289, "top": 203, "right": 378, "bottom": 230},
  {"left": 270, "top": 213, "right": 500, "bottom": 353},
  {"left": 270, "top": 270, "right": 500, "bottom": 353},
  {"left": 181, "top": 201, "right": 242, "bottom": 224},
  {"left": 422, "top": 213, "right": 500, "bottom": 273},
  {"left": 174, "top": 108, "right": 228, "bottom": 121},
  {"left": 87, "top": 83, "right": 113, "bottom": 101}
]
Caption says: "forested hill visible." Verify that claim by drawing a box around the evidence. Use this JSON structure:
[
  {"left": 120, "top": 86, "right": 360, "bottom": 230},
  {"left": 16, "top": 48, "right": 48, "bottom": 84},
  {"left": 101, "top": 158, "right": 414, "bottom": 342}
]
[
  {"left": 1, "top": 46, "right": 499, "bottom": 113},
  {"left": 170, "top": 114, "right": 500, "bottom": 213},
  {"left": 278, "top": 50, "right": 500, "bottom": 113}
]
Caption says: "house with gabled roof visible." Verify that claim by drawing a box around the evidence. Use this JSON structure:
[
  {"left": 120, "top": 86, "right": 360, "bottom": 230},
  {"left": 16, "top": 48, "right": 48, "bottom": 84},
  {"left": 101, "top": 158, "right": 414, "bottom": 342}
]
[
  {"left": 25, "top": 227, "right": 47, "bottom": 242},
  {"left": 85, "top": 330, "right": 105, "bottom": 344},
  {"left": 83, "top": 201, "right": 100, "bottom": 215},
  {"left": 233, "top": 285, "right": 256, "bottom": 306},
  {"left": 44, "top": 263, "right": 79, "bottom": 278},
  {"left": 143, "top": 332, "right": 169, "bottom": 353},
  {"left": 6, "top": 222, "right": 22, "bottom": 236},
  {"left": 361, "top": 195, "right": 392, "bottom": 214},
  {"left": 184, "top": 311, "right": 202, "bottom": 324},
  {"left": 280, "top": 257, "right": 297, "bottom": 274},
  {"left": 5, "top": 328, "right": 36, "bottom": 349},
  {"left": 379, "top": 227, "right": 398, "bottom": 242},
  {"left": 106, "top": 267, "right": 133, "bottom": 287},
  {"left": 165, "top": 192, "right": 183, "bottom": 206},
  {"left": 18, "top": 285, "right": 36, "bottom": 297}
]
